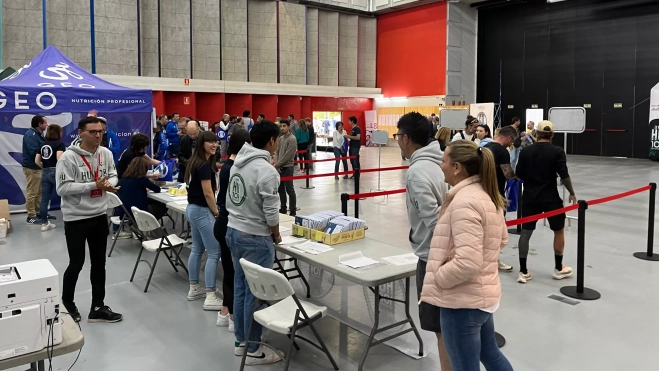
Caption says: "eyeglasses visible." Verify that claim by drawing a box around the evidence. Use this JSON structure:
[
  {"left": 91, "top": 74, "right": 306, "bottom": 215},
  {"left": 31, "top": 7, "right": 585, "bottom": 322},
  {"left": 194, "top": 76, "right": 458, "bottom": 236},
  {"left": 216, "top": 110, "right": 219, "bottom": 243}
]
[
  {"left": 393, "top": 133, "right": 406, "bottom": 140},
  {"left": 84, "top": 130, "right": 105, "bottom": 136}
]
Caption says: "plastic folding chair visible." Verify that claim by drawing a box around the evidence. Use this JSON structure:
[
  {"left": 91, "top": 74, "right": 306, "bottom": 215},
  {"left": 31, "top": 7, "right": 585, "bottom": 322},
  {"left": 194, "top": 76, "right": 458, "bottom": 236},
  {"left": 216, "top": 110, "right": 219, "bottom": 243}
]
[
  {"left": 130, "top": 206, "right": 189, "bottom": 293},
  {"left": 239, "top": 258, "right": 339, "bottom": 371},
  {"left": 106, "top": 193, "right": 142, "bottom": 257}
]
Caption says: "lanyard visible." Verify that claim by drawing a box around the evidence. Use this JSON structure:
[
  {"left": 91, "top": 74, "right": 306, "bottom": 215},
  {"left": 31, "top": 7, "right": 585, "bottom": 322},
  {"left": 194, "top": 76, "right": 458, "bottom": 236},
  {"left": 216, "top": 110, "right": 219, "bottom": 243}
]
[{"left": 80, "top": 153, "right": 101, "bottom": 181}]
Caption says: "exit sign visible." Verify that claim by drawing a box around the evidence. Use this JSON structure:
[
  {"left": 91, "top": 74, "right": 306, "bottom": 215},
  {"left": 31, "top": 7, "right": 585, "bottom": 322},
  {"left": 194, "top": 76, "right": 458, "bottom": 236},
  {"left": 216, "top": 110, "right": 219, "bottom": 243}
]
[
  {"left": 531, "top": 104, "right": 539, "bottom": 108},
  {"left": 614, "top": 103, "right": 623, "bottom": 108},
  {"left": 507, "top": 105, "right": 514, "bottom": 109},
  {"left": 584, "top": 104, "right": 592, "bottom": 108}
]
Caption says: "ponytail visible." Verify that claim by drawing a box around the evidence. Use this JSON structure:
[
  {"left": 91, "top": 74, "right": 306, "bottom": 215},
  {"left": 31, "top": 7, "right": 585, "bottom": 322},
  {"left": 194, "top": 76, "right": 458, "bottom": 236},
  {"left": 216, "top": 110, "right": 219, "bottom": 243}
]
[
  {"left": 478, "top": 147, "right": 506, "bottom": 210},
  {"left": 447, "top": 141, "right": 506, "bottom": 211}
]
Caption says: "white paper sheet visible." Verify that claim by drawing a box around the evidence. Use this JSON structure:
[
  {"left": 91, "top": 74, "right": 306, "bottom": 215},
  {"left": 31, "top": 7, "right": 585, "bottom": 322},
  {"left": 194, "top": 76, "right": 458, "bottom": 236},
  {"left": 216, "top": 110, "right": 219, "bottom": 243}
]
[
  {"left": 339, "top": 251, "right": 379, "bottom": 269},
  {"left": 292, "top": 241, "right": 334, "bottom": 255},
  {"left": 381, "top": 253, "right": 419, "bottom": 266},
  {"left": 278, "top": 236, "right": 307, "bottom": 245},
  {"left": 171, "top": 196, "right": 188, "bottom": 201}
]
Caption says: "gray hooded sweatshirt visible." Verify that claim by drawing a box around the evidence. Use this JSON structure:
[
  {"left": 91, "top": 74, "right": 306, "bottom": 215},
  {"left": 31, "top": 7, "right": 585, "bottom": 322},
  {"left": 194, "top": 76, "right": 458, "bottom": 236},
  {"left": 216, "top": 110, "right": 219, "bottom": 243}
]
[
  {"left": 56, "top": 143, "right": 118, "bottom": 222},
  {"left": 226, "top": 144, "right": 280, "bottom": 236},
  {"left": 405, "top": 140, "right": 447, "bottom": 261}
]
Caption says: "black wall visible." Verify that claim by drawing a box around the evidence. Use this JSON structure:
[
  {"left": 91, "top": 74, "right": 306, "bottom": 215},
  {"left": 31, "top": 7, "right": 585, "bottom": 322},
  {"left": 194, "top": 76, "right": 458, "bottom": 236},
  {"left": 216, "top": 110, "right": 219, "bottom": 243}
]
[{"left": 477, "top": 0, "right": 659, "bottom": 158}]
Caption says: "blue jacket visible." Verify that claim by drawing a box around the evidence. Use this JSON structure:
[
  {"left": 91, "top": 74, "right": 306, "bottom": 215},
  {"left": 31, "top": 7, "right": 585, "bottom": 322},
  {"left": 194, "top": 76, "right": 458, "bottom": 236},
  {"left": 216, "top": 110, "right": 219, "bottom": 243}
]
[
  {"left": 22, "top": 128, "right": 45, "bottom": 170},
  {"left": 106, "top": 129, "right": 121, "bottom": 163},
  {"left": 165, "top": 120, "right": 180, "bottom": 145},
  {"left": 156, "top": 132, "right": 169, "bottom": 160}
]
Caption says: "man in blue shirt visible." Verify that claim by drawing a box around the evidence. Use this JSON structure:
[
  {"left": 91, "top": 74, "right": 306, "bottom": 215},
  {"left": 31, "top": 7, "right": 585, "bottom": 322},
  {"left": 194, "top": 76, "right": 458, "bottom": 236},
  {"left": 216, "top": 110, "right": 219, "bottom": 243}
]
[
  {"left": 165, "top": 112, "right": 180, "bottom": 157},
  {"left": 22, "top": 115, "right": 49, "bottom": 224}
]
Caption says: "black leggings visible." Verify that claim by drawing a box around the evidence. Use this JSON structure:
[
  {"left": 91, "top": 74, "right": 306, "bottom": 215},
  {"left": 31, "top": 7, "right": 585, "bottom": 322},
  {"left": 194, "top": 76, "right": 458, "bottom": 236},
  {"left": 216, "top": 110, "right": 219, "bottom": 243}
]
[
  {"left": 297, "top": 142, "right": 308, "bottom": 170},
  {"left": 213, "top": 216, "right": 234, "bottom": 314}
]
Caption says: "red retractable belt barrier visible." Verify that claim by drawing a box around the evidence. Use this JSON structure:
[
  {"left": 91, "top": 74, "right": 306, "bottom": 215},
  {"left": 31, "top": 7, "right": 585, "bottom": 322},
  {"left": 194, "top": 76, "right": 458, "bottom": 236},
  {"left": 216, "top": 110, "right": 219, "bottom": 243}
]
[
  {"left": 280, "top": 170, "right": 353, "bottom": 182},
  {"left": 348, "top": 189, "right": 406, "bottom": 200},
  {"left": 294, "top": 156, "right": 355, "bottom": 164},
  {"left": 587, "top": 185, "right": 651, "bottom": 206},
  {"left": 359, "top": 166, "right": 409, "bottom": 174}
]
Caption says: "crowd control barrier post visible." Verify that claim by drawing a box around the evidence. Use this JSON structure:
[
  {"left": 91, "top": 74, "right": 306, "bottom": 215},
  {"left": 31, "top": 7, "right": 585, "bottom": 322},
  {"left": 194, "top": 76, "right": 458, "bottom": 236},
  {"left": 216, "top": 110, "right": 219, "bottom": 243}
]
[
  {"left": 560, "top": 200, "right": 601, "bottom": 301},
  {"left": 354, "top": 167, "right": 360, "bottom": 219},
  {"left": 341, "top": 193, "right": 349, "bottom": 216},
  {"left": 300, "top": 163, "right": 315, "bottom": 190},
  {"left": 634, "top": 182, "right": 659, "bottom": 261}
]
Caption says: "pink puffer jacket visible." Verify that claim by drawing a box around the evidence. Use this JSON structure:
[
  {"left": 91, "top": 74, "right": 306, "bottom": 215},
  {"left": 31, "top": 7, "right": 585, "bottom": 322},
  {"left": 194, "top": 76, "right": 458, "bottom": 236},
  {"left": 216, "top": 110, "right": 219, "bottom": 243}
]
[{"left": 420, "top": 175, "right": 508, "bottom": 309}]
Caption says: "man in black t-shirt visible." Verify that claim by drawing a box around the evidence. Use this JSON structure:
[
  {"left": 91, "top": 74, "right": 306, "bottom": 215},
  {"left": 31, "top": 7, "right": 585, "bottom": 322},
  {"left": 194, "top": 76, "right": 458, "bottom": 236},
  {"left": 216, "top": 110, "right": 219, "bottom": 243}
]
[
  {"left": 515, "top": 120, "right": 577, "bottom": 284},
  {"left": 116, "top": 133, "right": 161, "bottom": 179},
  {"left": 344, "top": 116, "right": 361, "bottom": 178},
  {"left": 484, "top": 126, "right": 518, "bottom": 197}
]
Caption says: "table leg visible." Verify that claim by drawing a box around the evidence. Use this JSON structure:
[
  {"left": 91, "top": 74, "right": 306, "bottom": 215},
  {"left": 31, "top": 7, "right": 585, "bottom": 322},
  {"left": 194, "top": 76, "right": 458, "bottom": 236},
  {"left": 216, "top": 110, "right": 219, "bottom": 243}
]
[
  {"left": 27, "top": 362, "right": 37, "bottom": 371},
  {"left": 404, "top": 277, "right": 424, "bottom": 356},
  {"left": 358, "top": 285, "right": 380, "bottom": 371},
  {"left": 37, "top": 360, "right": 45, "bottom": 371}
]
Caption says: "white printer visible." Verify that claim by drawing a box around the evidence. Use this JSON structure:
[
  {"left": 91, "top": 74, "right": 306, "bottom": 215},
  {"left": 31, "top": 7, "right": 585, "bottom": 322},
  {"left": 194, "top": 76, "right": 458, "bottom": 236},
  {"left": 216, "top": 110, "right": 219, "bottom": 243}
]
[{"left": 0, "top": 259, "right": 62, "bottom": 361}]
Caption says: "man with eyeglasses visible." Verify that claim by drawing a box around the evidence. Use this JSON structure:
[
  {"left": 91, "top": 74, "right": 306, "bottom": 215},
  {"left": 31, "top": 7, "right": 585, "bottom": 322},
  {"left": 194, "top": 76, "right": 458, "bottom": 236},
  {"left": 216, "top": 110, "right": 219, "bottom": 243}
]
[
  {"left": 70, "top": 111, "right": 120, "bottom": 164},
  {"left": 56, "top": 116, "right": 123, "bottom": 324}
]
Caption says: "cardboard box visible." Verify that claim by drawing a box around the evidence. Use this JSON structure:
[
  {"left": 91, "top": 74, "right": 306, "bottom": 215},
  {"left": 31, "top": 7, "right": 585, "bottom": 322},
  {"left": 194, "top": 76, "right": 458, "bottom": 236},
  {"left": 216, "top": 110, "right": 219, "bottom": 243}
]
[
  {"left": 291, "top": 224, "right": 365, "bottom": 246},
  {"left": 0, "top": 199, "right": 12, "bottom": 235}
]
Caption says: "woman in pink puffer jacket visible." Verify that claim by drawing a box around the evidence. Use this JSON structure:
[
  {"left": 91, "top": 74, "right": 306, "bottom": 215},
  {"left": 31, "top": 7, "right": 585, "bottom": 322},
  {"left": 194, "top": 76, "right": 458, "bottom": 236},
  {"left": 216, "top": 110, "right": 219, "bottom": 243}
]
[{"left": 420, "top": 140, "right": 514, "bottom": 371}]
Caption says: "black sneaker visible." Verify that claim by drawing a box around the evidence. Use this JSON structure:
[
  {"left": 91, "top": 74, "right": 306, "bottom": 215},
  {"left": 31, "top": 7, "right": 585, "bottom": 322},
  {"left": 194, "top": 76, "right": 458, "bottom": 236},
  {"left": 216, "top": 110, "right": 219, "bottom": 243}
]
[
  {"left": 26, "top": 216, "right": 39, "bottom": 224},
  {"left": 279, "top": 209, "right": 287, "bottom": 215},
  {"left": 88, "top": 305, "right": 123, "bottom": 323},
  {"left": 63, "top": 302, "right": 82, "bottom": 323}
]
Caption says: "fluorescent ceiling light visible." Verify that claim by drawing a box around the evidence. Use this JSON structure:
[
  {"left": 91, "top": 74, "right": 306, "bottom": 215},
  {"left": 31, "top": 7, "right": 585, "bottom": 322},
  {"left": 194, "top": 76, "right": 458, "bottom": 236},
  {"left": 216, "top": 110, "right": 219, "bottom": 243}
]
[{"left": 547, "top": 0, "right": 568, "bottom": 3}]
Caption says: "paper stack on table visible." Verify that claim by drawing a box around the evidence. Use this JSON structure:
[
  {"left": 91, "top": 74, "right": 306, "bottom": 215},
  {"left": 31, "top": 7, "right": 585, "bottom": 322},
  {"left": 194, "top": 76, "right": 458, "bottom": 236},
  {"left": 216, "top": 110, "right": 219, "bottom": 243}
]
[
  {"left": 325, "top": 216, "right": 366, "bottom": 234},
  {"left": 339, "top": 251, "right": 379, "bottom": 269},
  {"left": 290, "top": 241, "right": 334, "bottom": 255},
  {"left": 278, "top": 236, "right": 307, "bottom": 245},
  {"left": 294, "top": 210, "right": 344, "bottom": 229},
  {"left": 381, "top": 253, "right": 419, "bottom": 266}
]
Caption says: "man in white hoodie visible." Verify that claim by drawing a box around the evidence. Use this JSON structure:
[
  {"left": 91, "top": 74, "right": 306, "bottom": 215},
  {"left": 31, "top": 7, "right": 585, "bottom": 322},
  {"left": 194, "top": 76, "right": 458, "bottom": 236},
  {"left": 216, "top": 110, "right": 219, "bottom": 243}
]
[
  {"left": 225, "top": 120, "right": 285, "bottom": 365},
  {"left": 56, "top": 116, "right": 123, "bottom": 324},
  {"left": 395, "top": 112, "right": 452, "bottom": 371}
]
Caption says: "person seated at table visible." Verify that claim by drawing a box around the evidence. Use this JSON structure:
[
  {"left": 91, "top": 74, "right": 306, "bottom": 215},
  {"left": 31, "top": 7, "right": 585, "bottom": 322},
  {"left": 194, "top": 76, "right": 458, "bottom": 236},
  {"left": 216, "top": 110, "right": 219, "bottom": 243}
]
[
  {"left": 213, "top": 129, "right": 251, "bottom": 332},
  {"left": 116, "top": 133, "right": 162, "bottom": 179},
  {"left": 226, "top": 120, "right": 285, "bottom": 365},
  {"left": 113, "top": 156, "right": 164, "bottom": 239},
  {"left": 420, "top": 140, "right": 514, "bottom": 371}
]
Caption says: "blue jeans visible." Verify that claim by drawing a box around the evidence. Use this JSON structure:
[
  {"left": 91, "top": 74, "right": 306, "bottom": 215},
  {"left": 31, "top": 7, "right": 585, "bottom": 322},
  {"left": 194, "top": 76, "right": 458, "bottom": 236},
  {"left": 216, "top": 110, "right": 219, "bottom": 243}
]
[
  {"left": 39, "top": 168, "right": 56, "bottom": 223},
  {"left": 333, "top": 147, "right": 348, "bottom": 173},
  {"left": 186, "top": 204, "right": 220, "bottom": 290},
  {"left": 226, "top": 227, "right": 275, "bottom": 352},
  {"left": 440, "top": 308, "right": 514, "bottom": 371},
  {"left": 349, "top": 147, "right": 360, "bottom": 171}
]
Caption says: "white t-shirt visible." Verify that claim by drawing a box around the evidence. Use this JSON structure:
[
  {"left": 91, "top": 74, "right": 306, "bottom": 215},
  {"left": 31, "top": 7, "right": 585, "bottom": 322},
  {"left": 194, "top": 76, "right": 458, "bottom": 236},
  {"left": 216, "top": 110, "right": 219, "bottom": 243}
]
[
  {"left": 332, "top": 130, "right": 345, "bottom": 148},
  {"left": 451, "top": 131, "right": 480, "bottom": 144}
]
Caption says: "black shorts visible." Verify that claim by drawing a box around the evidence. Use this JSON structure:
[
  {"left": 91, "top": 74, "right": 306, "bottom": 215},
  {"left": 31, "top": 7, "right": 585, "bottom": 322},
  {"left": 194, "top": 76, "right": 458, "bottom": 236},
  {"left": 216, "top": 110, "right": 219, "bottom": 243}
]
[
  {"left": 416, "top": 259, "right": 442, "bottom": 333},
  {"left": 522, "top": 200, "right": 566, "bottom": 231}
]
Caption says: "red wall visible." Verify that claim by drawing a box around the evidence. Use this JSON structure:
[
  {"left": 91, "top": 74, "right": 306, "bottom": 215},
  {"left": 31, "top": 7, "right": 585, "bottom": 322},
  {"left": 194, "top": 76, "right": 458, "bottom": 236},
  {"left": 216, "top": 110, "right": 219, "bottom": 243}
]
[
  {"left": 252, "top": 95, "right": 278, "bottom": 121},
  {"left": 164, "top": 92, "right": 197, "bottom": 118},
  {"left": 153, "top": 91, "right": 165, "bottom": 115},
  {"left": 196, "top": 93, "right": 225, "bottom": 123},
  {"left": 310, "top": 97, "right": 372, "bottom": 146},
  {"left": 301, "top": 96, "right": 312, "bottom": 119},
  {"left": 377, "top": 2, "right": 447, "bottom": 97},
  {"left": 278, "top": 95, "right": 302, "bottom": 120},
  {"left": 225, "top": 94, "right": 253, "bottom": 117}
]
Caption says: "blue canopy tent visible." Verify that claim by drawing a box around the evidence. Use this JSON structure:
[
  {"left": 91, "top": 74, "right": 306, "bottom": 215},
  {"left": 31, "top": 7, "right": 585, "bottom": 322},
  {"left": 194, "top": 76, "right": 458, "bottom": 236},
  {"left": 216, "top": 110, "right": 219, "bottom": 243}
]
[{"left": 0, "top": 45, "right": 153, "bottom": 213}]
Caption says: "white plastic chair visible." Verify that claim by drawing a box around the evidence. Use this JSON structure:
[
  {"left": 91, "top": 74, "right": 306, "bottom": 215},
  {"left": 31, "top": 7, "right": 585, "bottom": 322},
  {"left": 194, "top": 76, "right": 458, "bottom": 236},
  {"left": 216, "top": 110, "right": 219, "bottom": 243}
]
[
  {"left": 106, "top": 193, "right": 142, "bottom": 257},
  {"left": 239, "top": 258, "right": 338, "bottom": 371},
  {"left": 130, "top": 206, "right": 188, "bottom": 292}
]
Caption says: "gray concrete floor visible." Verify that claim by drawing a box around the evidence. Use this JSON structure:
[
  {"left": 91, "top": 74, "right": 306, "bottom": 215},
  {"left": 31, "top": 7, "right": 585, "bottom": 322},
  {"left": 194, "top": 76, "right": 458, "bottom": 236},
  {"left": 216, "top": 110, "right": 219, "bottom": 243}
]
[{"left": 2, "top": 146, "right": 659, "bottom": 371}]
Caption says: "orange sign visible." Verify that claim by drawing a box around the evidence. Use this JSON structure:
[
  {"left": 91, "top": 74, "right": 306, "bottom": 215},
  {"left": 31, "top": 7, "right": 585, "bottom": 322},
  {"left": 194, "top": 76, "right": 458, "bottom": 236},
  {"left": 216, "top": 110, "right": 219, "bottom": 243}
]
[
  {"left": 183, "top": 97, "right": 190, "bottom": 105},
  {"left": 184, "top": 78, "right": 190, "bottom": 86}
]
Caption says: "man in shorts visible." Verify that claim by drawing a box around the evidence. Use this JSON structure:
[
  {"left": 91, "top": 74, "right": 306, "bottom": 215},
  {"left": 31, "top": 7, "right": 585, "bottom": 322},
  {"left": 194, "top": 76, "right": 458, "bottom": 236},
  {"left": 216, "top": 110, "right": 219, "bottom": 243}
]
[
  {"left": 515, "top": 120, "right": 577, "bottom": 283},
  {"left": 395, "top": 112, "right": 451, "bottom": 371}
]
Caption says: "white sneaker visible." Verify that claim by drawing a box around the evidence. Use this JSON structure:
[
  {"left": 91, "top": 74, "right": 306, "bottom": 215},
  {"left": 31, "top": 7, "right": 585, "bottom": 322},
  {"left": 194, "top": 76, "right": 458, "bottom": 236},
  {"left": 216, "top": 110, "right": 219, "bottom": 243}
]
[
  {"left": 498, "top": 260, "right": 513, "bottom": 272},
  {"left": 553, "top": 265, "right": 573, "bottom": 280},
  {"left": 235, "top": 341, "right": 246, "bottom": 356},
  {"left": 217, "top": 312, "right": 230, "bottom": 327},
  {"left": 518, "top": 271, "right": 532, "bottom": 283},
  {"left": 187, "top": 285, "right": 206, "bottom": 301},
  {"left": 245, "top": 345, "right": 284, "bottom": 366},
  {"left": 40, "top": 222, "right": 56, "bottom": 232},
  {"left": 112, "top": 231, "right": 132, "bottom": 240},
  {"left": 203, "top": 292, "right": 223, "bottom": 311}
]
